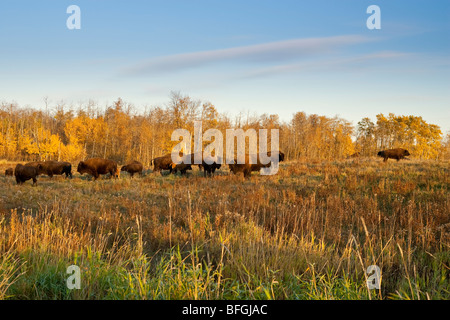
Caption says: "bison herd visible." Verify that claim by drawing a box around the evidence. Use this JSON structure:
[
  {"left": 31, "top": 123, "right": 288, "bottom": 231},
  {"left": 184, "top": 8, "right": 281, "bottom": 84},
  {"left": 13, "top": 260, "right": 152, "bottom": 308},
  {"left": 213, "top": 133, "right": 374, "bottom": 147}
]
[{"left": 4, "top": 148, "right": 411, "bottom": 185}]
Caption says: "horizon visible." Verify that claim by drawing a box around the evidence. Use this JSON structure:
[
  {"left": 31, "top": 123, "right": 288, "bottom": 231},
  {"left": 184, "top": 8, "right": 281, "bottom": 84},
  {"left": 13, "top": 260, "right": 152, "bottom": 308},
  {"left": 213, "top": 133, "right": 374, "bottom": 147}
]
[{"left": 1, "top": 1, "right": 449, "bottom": 134}]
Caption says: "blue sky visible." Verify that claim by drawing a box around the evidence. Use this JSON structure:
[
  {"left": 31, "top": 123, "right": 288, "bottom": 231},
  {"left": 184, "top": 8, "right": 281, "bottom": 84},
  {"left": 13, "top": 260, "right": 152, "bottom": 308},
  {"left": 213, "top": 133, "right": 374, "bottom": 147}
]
[{"left": 0, "top": 1, "right": 449, "bottom": 133}]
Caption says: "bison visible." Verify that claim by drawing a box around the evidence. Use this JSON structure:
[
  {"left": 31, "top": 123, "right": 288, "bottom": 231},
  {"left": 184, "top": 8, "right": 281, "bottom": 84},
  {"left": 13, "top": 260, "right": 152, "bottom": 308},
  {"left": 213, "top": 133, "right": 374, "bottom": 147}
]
[
  {"left": 77, "top": 158, "right": 119, "bottom": 180},
  {"left": 377, "top": 148, "right": 410, "bottom": 162},
  {"left": 201, "top": 155, "right": 222, "bottom": 177},
  {"left": 14, "top": 163, "right": 41, "bottom": 185},
  {"left": 151, "top": 154, "right": 175, "bottom": 175},
  {"left": 170, "top": 153, "right": 221, "bottom": 177},
  {"left": 26, "top": 161, "right": 72, "bottom": 178},
  {"left": 121, "top": 161, "right": 144, "bottom": 177},
  {"left": 229, "top": 151, "right": 285, "bottom": 178},
  {"left": 171, "top": 163, "right": 193, "bottom": 175},
  {"left": 5, "top": 168, "right": 13, "bottom": 176}
]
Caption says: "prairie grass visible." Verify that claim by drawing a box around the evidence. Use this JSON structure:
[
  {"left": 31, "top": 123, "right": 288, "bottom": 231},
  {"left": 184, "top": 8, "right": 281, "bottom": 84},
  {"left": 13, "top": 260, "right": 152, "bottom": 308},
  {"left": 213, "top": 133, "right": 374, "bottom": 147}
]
[{"left": 0, "top": 158, "right": 448, "bottom": 299}]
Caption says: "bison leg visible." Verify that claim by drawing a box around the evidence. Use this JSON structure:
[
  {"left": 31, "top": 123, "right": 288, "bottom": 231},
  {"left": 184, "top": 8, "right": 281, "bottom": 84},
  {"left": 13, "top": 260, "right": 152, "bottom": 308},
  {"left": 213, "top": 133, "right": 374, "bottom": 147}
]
[
  {"left": 64, "top": 169, "right": 72, "bottom": 178},
  {"left": 32, "top": 177, "right": 37, "bottom": 185}
]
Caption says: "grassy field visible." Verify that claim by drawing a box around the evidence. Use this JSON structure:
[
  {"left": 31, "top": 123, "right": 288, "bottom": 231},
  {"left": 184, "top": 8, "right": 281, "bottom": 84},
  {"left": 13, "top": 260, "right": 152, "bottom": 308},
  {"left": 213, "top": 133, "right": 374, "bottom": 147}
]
[{"left": 0, "top": 158, "right": 448, "bottom": 300}]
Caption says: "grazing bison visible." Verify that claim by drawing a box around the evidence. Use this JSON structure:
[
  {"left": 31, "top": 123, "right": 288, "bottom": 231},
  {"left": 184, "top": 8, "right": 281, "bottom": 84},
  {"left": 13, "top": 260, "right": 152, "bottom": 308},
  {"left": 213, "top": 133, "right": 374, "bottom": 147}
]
[
  {"left": 77, "top": 158, "right": 119, "bottom": 180},
  {"left": 14, "top": 163, "right": 41, "bottom": 185},
  {"left": 121, "top": 161, "right": 143, "bottom": 177},
  {"left": 5, "top": 168, "right": 13, "bottom": 176},
  {"left": 201, "top": 155, "right": 222, "bottom": 177},
  {"left": 377, "top": 148, "right": 410, "bottom": 162},
  {"left": 26, "top": 161, "right": 72, "bottom": 178},
  {"left": 151, "top": 154, "right": 175, "bottom": 175},
  {"left": 229, "top": 151, "right": 285, "bottom": 178},
  {"left": 171, "top": 163, "right": 192, "bottom": 175},
  {"left": 25, "top": 161, "right": 44, "bottom": 171},
  {"left": 172, "top": 153, "right": 221, "bottom": 176}
]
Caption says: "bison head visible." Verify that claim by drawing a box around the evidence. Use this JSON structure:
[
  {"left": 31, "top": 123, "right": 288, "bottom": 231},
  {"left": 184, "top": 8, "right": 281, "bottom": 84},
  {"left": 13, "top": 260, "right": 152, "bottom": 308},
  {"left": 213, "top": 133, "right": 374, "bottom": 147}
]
[
  {"left": 120, "top": 165, "right": 128, "bottom": 172},
  {"left": 77, "top": 161, "right": 86, "bottom": 175},
  {"left": 403, "top": 149, "right": 411, "bottom": 156},
  {"left": 377, "top": 151, "right": 384, "bottom": 157},
  {"left": 113, "top": 167, "right": 120, "bottom": 178}
]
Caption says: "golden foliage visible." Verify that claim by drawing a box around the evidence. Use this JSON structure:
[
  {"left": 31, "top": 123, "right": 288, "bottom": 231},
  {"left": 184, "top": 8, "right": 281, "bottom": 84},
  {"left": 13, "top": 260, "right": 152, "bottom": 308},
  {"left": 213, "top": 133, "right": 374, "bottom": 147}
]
[{"left": 0, "top": 97, "right": 447, "bottom": 163}]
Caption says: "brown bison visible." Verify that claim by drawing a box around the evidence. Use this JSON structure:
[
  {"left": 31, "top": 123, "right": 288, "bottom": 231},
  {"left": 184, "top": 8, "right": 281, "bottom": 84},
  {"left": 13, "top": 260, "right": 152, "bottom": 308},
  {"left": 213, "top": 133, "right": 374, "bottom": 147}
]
[
  {"left": 5, "top": 168, "right": 13, "bottom": 176},
  {"left": 229, "top": 151, "right": 285, "bottom": 178},
  {"left": 14, "top": 163, "right": 41, "bottom": 185},
  {"left": 377, "top": 148, "right": 410, "bottom": 162},
  {"left": 121, "top": 161, "right": 143, "bottom": 177},
  {"left": 171, "top": 163, "right": 192, "bottom": 175},
  {"left": 77, "top": 158, "right": 119, "bottom": 180},
  {"left": 26, "top": 161, "right": 72, "bottom": 178},
  {"left": 151, "top": 154, "right": 175, "bottom": 175}
]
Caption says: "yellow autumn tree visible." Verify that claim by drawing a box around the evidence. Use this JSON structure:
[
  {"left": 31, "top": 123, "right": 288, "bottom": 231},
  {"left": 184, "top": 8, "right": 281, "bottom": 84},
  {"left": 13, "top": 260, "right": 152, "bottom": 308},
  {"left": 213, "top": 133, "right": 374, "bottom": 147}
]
[{"left": 374, "top": 114, "right": 442, "bottom": 159}]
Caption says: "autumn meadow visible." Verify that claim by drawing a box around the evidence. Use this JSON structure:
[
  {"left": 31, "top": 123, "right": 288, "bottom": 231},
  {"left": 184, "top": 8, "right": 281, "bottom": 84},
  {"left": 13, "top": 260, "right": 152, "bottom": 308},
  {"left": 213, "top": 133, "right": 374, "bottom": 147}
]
[{"left": 0, "top": 96, "right": 449, "bottom": 300}]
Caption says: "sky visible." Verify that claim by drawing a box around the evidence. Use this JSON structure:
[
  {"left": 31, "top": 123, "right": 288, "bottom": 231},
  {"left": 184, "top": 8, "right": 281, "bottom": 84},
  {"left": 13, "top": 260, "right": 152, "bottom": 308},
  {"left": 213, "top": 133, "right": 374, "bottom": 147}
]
[{"left": 0, "top": 0, "right": 449, "bottom": 133}]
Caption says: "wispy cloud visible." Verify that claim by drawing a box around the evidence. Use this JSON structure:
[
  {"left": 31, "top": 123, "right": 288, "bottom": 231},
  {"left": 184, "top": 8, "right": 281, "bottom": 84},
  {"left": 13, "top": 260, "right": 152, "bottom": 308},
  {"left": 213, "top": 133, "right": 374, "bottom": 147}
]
[
  {"left": 237, "top": 51, "right": 411, "bottom": 79},
  {"left": 120, "top": 35, "right": 374, "bottom": 76}
]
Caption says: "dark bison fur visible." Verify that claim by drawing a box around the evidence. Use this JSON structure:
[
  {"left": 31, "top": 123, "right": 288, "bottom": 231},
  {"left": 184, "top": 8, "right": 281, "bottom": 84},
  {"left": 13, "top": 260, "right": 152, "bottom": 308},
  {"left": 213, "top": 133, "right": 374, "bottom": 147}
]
[
  {"left": 77, "top": 158, "right": 119, "bottom": 180},
  {"left": 26, "top": 161, "right": 72, "bottom": 178},
  {"left": 229, "top": 151, "right": 285, "bottom": 178},
  {"left": 151, "top": 154, "right": 175, "bottom": 175},
  {"left": 5, "top": 168, "right": 13, "bottom": 176},
  {"left": 377, "top": 148, "right": 410, "bottom": 162},
  {"left": 201, "top": 156, "right": 222, "bottom": 177},
  {"left": 171, "top": 163, "right": 192, "bottom": 175},
  {"left": 14, "top": 163, "right": 41, "bottom": 185},
  {"left": 121, "top": 161, "right": 143, "bottom": 177}
]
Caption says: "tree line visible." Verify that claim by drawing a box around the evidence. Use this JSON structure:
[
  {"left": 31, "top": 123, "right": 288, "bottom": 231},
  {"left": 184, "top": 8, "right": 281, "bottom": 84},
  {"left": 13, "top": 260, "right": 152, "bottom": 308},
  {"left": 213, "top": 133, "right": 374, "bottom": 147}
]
[{"left": 1, "top": 92, "right": 448, "bottom": 165}]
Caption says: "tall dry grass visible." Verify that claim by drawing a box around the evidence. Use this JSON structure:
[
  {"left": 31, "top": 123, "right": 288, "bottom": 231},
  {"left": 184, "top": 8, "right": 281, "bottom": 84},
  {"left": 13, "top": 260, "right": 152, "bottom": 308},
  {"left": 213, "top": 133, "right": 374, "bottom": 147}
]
[{"left": 0, "top": 158, "right": 448, "bottom": 299}]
